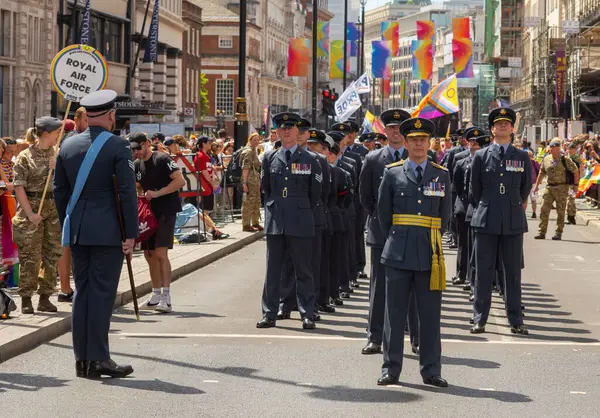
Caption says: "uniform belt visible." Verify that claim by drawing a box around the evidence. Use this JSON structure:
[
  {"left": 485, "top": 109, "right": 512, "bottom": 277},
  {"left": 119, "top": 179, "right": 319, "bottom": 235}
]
[
  {"left": 26, "top": 191, "right": 53, "bottom": 199},
  {"left": 391, "top": 214, "right": 446, "bottom": 291},
  {"left": 548, "top": 182, "right": 566, "bottom": 186}
]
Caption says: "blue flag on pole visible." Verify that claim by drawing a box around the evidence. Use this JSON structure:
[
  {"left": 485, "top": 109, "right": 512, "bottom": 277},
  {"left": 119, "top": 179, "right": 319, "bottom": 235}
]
[
  {"left": 143, "top": 0, "right": 160, "bottom": 63},
  {"left": 80, "top": 0, "right": 91, "bottom": 45}
]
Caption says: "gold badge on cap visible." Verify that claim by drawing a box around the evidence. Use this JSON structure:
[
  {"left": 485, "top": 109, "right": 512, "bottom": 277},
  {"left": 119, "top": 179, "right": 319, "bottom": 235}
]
[
  {"left": 415, "top": 119, "right": 422, "bottom": 129},
  {"left": 500, "top": 109, "right": 507, "bottom": 115},
  {"left": 311, "top": 131, "right": 317, "bottom": 137},
  {"left": 340, "top": 124, "right": 345, "bottom": 130},
  {"left": 283, "top": 114, "right": 289, "bottom": 121},
  {"left": 474, "top": 130, "right": 479, "bottom": 135},
  {"left": 393, "top": 111, "right": 400, "bottom": 119}
]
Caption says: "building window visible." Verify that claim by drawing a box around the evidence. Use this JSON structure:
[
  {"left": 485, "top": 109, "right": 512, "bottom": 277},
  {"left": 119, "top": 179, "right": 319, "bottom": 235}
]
[
  {"left": 104, "top": 21, "right": 122, "bottom": 63},
  {"left": 219, "top": 35, "right": 233, "bottom": 49},
  {"left": 216, "top": 79, "right": 234, "bottom": 117}
]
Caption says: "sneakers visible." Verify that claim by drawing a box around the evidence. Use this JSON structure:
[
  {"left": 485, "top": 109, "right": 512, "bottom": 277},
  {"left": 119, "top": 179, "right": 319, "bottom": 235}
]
[
  {"left": 140, "top": 294, "right": 162, "bottom": 310},
  {"left": 156, "top": 295, "right": 172, "bottom": 313}
]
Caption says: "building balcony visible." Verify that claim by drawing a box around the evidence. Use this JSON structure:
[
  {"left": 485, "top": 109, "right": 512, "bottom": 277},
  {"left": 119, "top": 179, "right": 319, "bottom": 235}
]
[{"left": 580, "top": 0, "right": 600, "bottom": 29}]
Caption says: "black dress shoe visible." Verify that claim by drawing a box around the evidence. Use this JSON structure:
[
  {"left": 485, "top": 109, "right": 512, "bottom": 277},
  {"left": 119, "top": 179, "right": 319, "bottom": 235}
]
[
  {"left": 469, "top": 318, "right": 474, "bottom": 324},
  {"left": 256, "top": 318, "right": 276, "bottom": 328},
  {"left": 469, "top": 294, "right": 474, "bottom": 302},
  {"left": 377, "top": 374, "right": 399, "bottom": 386},
  {"left": 312, "top": 313, "right": 321, "bottom": 322},
  {"left": 551, "top": 234, "right": 562, "bottom": 241},
  {"left": 510, "top": 324, "right": 529, "bottom": 335},
  {"left": 333, "top": 298, "right": 344, "bottom": 306},
  {"left": 351, "top": 280, "right": 360, "bottom": 288},
  {"left": 358, "top": 271, "right": 368, "bottom": 279},
  {"left": 76, "top": 360, "right": 90, "bottom": 378},
  {"left": 58, "top": 291, "right": 74, "bottom": 302},
  {"left": 452, "top": 276, "right": 465, "bottom": 285},
  {"left": 87, "top": 359, "right": 133, "bottom": 378},
  {"left": 423, "top": 375, "right": 448, "bottom": 388},
  {"left": 346, "top": 287, "right": 354, "bottom": 294},
  {"left": 534, "top": 234, "right": 545, "bottom": 240},
  {"left": 463, "top": 284, "right": 471, "bottom": 291},
  {"left": 340, "top": 292, "right": 351, "bottom": 299},
  {"left": 470, "top": 323, "right": 486, "bottom": 334},
  {"left": 521, "top": 304, "right": 525, "bottom": 311},
  {"left": 448, "top": 243, "right": 458, "bottom": 249},
  {"left": 302, "top": 318, "right": 316, "bottom": 329},
  {"left": 318, "top": 304, "right": 336, "bottom": 313},
  {"left": 276, "top": 310, "right": 291, "bottom": 320},
  {"left": 411, "top": 344, "right": 420, "bottom": 355},
  {"left": 361, "top": 342, "right": 382, "bottom": 355}
]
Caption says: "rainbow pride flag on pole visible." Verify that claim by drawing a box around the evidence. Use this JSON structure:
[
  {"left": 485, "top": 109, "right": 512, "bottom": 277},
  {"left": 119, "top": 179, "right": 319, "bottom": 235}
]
[
  {"left": 576, "top": 165, "right": 600, "bottom": 197},
  {"left": 363, "top": 111, "right": 385, "bottom": 134},
  {"left": 412, "top": 74, "right": 460, "bottom": 119}
]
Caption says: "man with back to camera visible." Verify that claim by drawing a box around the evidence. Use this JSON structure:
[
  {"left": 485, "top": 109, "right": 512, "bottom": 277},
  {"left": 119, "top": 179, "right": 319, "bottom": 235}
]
[
  {"left": 54, "top": 90, "right": 138, "bottom": 378},
  {"left": 130, "top": 132, "right": 186, "bottom": 313},
  {"left": 469, "top": 107, "right": 532, "bottom": 335},
  {"left": 257, "top": 112, "right": 322, "bottom": 330}
]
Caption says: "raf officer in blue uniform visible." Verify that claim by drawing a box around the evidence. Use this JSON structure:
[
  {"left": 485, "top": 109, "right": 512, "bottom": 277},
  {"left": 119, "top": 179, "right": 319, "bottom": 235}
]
[
  {"left": 443, "top": 128, "right": 467, "bottom": 248},
  {"left": 257, "top": 112, "right": 322, "bottom": 330},
  {"left": 359, "top": 108, "right": 420, "bottom": 356},
  {"left": 54, "top": 90, "right": 139, "bottom": 378},
  {"left": 377, "top": 117, "right": 451, "bottom": 388},
  {"left": 469, "top": 107, "right": 532, "bottom": 335},
  {"left": 345, "top": 119, "right": 369, "bottom": 159}
]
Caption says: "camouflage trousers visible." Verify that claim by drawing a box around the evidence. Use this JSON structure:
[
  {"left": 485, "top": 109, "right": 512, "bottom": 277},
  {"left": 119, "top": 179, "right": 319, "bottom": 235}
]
[
  {"left": 242, "top": 176, "right": 261, "bottom": 227},
  {"left": 567, "top": 194, "right": 577, "bottom": 217},
  {"left": 12, "top": 198, "right": 62, "bottom": 297},
  {"left": 538, "top": 184, "right": 569, "bottom": 235}
]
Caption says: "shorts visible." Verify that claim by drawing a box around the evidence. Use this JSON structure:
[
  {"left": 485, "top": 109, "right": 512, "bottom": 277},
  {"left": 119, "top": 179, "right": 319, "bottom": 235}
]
[
  {"left": 529, "top": 191, "right": 538, "bottom": 203},
  {"left": 200, "top": 194, "right": 214, "bottom": 211},
  {"left": 142, "top": 213, "right": 177, "bottom": 250}
]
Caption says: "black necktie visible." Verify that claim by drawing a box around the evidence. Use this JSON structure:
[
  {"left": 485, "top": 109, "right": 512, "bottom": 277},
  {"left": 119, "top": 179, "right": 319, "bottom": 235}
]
[
  {"left": 394, "top": 150, "right": 400, "bottom": 162},
  {"left": 416, "top": 166, "right": 423, "bottom": 183},
  {"left": 286, "top": 150, "right": 291, "bottom": 161},
  {"left": 499, "top": 145, "right": 505, "bottom": 160}
]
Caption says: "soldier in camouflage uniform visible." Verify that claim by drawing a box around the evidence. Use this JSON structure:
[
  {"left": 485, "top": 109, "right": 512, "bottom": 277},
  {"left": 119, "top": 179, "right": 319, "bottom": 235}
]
[
  {"left": 533, "top": 139, "right": 579, "bottom": 241},
  {"left": 566, "top": 143, "right": 583, "bottom": 224},
  {"left": 12, "top": 117, "right": 63, "bottom": 313},
  {"left": 241, "top": 132, "right": 263, "bottom": 232}
]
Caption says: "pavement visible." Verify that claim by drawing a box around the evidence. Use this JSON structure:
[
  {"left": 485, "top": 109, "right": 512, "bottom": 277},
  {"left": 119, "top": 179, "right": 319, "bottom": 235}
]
[
  {"left": 0, "top": 220, "right": 264, "bottom": 363},
  {"left": 575, "top": 197, "right": 600, "bottom": 229},
  {"left": 1, "top": 210, "right": 600, "bottom": 416}
]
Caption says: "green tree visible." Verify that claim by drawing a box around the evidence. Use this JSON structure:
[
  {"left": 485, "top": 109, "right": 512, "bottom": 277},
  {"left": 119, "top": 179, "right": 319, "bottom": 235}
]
[{"left": 199, "top": 73, "right": 210, "bottom": 119}]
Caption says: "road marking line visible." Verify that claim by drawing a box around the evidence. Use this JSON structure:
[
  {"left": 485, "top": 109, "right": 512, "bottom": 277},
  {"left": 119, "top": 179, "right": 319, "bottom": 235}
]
[
  {"left": 479, "top": 388, "right": 496, "bottom": 391},
  {"left": 113, "top": 332, "right": 600, "bottom": 346},
  {"left": 297, "top": 382, "right": 313, "bottom": 386},
  {"left": 203, "top": 380, "right": 219, "bottom": 383},
  {"left": 575, "top": 256, "right": 585, "bottom": 262},
  {"left": 569, "top": 391, "right": 587, "bottom": 395}
]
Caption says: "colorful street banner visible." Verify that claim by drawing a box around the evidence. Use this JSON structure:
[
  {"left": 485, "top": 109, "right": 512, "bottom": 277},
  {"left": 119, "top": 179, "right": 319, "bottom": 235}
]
[
  {"left": 383, "top": 79, "right": 391, "bottom": 96},
  {"left": 452, "top": 37, "right": 473, "bottom": 78},
  {"left": 80, "top": 0, "right": 92, "bottom": 45},
  {"left": 381, "top": 22, "right": 399, "bottom": 56},
  {"left": 330, "top": 40, "right": 348, "bottom": 79},
  {"left": 417, "top": 20, "right": 435, "bottom": 40},
  {"left": 347, "top": 23, "right": 359, "bottom": 57},
  {"left": 412, "top": 74, "right": 459, "bottom": 119},
  {"left": 412, "top": 40, "right": 433, "bottom": 79},
  {"left": 421, "top": 80, "right": 430, "bottom": 97},
  {"left": 371, "top": 40, "right": 392, "bottom": 79},
  {"left": 288, "top": 38, "right": 310, "bottom": 77},
  {"left": 577, "top": 165, "right": 600, "bottom": 197},
  {"left": 317, "top": 22, "right": 330, "bottom": 58},
  {"left": 555, "top": 48, "right": 567, "bottom": 113},
  {"left": 143, "top": 0, "right": 160, "bottom": 62},
  {"left": 452, "top": 17, "right": 470, "bottom": 39}
]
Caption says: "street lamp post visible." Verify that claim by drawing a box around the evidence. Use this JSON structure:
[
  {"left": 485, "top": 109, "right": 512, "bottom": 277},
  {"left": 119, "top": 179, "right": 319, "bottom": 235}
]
[
  {"left": 357, "top": 0, "right": 367, "bottom": 127},
  {"left": 312, "top": 0, "right": 318, "bottom": 127},
  {"left": 342, "top": 0, "right": 348, "bottom": 91},
  {"left": 234, "top": 0, "right": 248, "bottom": 152}
]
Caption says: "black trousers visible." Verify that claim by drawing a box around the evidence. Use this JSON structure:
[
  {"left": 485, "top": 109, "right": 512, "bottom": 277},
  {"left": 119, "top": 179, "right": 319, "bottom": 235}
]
[
  {"left": 340, "top": 223, "right": 354, "bottom": 292},
  {"left": 354, "top": 204, "right": 366, "bottom": 273},
  {"left": 473, "top": 232, "right": 523, "bottom": 327},
  {"left": 455, "top": 213, "right": 469, "bottom": 281},
  {"left": 329, "top": 232, "right": 343, "bottom": 299},
  {"left": 262, "top": 235, "right": 315, "bottom": 320},
  {"left": 382, "top": 267, "right": 441, "bottom": 379},
  {"left": 71, "top": 245, "right": 124, "bottom": 361},
  {"left": 318, "top": 231, "right": 332, "bottom": 306}
]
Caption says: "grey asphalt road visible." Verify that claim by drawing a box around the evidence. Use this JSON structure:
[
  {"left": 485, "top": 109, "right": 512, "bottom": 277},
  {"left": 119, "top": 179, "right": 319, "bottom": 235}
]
[{"left": 1, "top": 215, "right": 600, "bottom": 417}]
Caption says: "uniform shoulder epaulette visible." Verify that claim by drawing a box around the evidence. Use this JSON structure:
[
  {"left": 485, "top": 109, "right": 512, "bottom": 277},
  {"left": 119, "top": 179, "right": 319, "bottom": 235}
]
[
  {"left": 385, "top": 160, "right": 405, "bottom": 169},
  {"left": 431, "top": 162, "right": 448, "bottom": 171}
]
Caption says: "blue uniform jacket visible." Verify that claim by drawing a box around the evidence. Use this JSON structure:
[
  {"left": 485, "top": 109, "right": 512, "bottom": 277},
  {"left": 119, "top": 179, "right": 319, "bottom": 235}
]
[
  {"left": 469, "top": 144, "right": 532, "bottom": 235},
  {"left": 377, "top": 161, "right": 451, "bottom": 271},
  {"left": 54, "top": 126, "right": 139, "bottom": 246},
  {"left": 261, "top": 146, "right": 322, "bottom": 237}
]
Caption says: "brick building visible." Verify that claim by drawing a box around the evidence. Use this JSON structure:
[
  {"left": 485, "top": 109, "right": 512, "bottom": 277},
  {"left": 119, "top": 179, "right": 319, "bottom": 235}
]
[{"left": 182, "top": 0, "right": 203, "bottom": 129}]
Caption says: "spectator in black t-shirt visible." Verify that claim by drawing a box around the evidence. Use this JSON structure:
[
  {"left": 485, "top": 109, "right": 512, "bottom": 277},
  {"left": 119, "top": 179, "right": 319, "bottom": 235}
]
[{"left": 130, "top": 133, "right": 186, "bottom": 313}]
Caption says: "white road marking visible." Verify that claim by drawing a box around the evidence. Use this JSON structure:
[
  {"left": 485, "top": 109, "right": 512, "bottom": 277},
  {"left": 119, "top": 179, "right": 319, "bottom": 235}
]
[
  {"left": 569, "top": 391, "right": 587, "bottom": 395},
  {"left": 113, "top": 332, "right": 600, "bottom": 346},
  {"left": 479, "top": 388, "right": 496, "bottom": 391},
  {"left": 575, "top": 255, "right": 585, "bottom": 262},
  {"left": 297, "top": 382, "right": 313, "bottom": 386},
  {"left": 203, "top": 380, "right": 219, "bottom": 383}
]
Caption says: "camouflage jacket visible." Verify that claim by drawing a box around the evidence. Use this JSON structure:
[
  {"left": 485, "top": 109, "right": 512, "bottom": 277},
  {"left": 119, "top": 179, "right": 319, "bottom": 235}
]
[{"left": 539, "top": 154, "right": 577, "bottom": 186}]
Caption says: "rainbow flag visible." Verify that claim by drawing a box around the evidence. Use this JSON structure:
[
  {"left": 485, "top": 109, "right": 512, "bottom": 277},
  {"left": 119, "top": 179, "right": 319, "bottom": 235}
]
[
  {"left": 364, "top": 111, "right": 385, "bottom": 134},
  {"left": 317, "top": 22, "right": 330, "bottom": 58},
  {"left": 381, "top": 22, "right": 399, "bottom": 56},
  {"left": 453, "top": 38, "right": 473, "bottom": 78},
  {"left": 412, "top": 74, "right": 459, "bottom": 119},
  {"left": 288, "top": 38, "right": 310, "bottom": 77},
  {"left": 330, "top": 40, "right": 347, "bottom": 79},
  {"left": 371, "top": 40, "right": 392, "bottom": 79},
  {"left": 417, "top": 20, "right": 435, "bottom": 40},
  {"left": 412, "top": 40, "right": 433, "bottom": 80},
  {"left": 577, "top": 165, "right": 600, "bottom": 197}
]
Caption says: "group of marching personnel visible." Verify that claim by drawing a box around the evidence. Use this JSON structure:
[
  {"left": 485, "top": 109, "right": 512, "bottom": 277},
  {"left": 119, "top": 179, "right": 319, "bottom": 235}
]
[{"left": 256, "top": 105, "right": 532, "bottom": 388}]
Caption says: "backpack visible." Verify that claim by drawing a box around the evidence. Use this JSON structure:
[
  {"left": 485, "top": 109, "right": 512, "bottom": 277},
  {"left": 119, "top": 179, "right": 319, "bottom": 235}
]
[
  {"left": 225, "top": 147, "right": 245, "bottom": 185},
  {"left": 561, "top": 156, "right": 575, "bottom": 185},
  {"left": 136, "top": 197, "right": 159, "bottom": 243}
]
